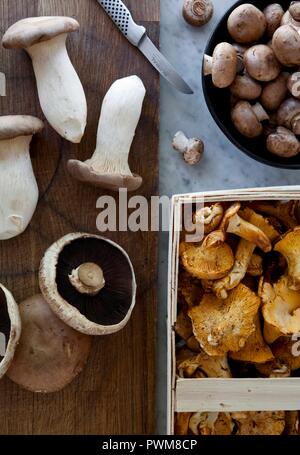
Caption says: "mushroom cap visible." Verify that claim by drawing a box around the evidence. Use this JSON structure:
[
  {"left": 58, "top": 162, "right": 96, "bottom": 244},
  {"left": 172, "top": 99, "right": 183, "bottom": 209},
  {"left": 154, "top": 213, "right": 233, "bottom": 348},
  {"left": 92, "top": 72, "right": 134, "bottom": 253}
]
[
  {"left": 177, "top": 347, "right": 231, "bottom": 378},
  {"left": 188, "top": 284, "right": 260, "bottom": 356},
  {"left": 230, "top": 73, "right": 262, "bottom": 101},
  {"left": 267, "top": 126, "right": 300, "bottom": 158},
  {"left": 182, "top": 0, "right": 213, "bottom": 27},
  {"left": 39, "top": 233, "right": 137, "bottom": 336},
  {"left": 2, "top": 16, "right": 80, "bottom": 49},
  {"left": 261, "top": 73, "right": 288, "bottom": 111},
  {"left": 67, "top": 159, "right": 143, "bottom": 192},
  {"left": 272, "top": 25, "right": 300, "bottom": 66},
  {"left": 263, "top": 3, "right": 285, "bottom": 37},
  {"left": 275, "top": 227, "right": 300, "bottom": 289},
  {"left": 227, "top": 4, "right": 267, "bottom": 43},
  {"left": 239, "top": 207, "right": 280, "bottom": 242},
  {"left": 7, "top": 294, "right": 92, "bottom": 393},
  {"left": 281, "top": 10, "right": 300, "bottom": 29},
  {"left": 0, "top": 284, "right": 21, "bottom": 379},
  {"left": 193, "top": 203, "right": 224, "bottom": 235},
  {"left": 232, "top": 411, "right": 285, "bottom": 435},
  {"left": 179, "top": 240, "right": 234, "bottom": 281},
  {"left": 289, "top": 1, "right": 300, "bottom": 21},
  {"left": 231, "top": 101, "right": 263, "bottom": 138},
  {"left": 277, "top": 97, "right": 300, "bottom": 135},
  {"left": 0, "top": 115, "right": 44, "bottom": 140},
  {"left": 244, "top": 45, "right": 281, "bottom": 82},
  {"left": 211, "top": 43, "right": 238, "bottom": 88}
]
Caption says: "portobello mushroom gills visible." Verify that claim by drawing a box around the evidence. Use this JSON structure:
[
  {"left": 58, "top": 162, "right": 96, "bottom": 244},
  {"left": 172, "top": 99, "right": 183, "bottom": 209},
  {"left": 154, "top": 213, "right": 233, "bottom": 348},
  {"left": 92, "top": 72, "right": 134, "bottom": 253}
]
[
  {"left": 57, "top": 237, "right": 133, "bottom": 323},
  {"left": 0, "top": 288, "right": 10, "bottom": 361}
]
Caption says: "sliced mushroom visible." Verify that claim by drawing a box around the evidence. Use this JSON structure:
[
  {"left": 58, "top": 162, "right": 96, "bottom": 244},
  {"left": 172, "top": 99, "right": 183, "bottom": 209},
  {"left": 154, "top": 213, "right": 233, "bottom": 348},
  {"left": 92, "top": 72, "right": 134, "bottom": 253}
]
[
  {"left": 203, "top": 43, "right": 238, "bottom": 88},
  {"left": 272, "top": 25, "right": 300, "bottom": 66},
  {"left": 2, "top": 17, "right": 87, "bottom": 143},
  {"left": 261, "top": 73, "right": 288, "bottom": 111},
  {"left": 188, "top": 284, "right": 260, "bottom": 356},
  {"left": 263, "top": 4, "right": 285, "bottom": 37},
  {"left": 232, "top": 411, "right": 285, "bottom": 435},
  {"left": 193, "top": 203, "right": 224, "bottom": 234},
  {"left": 230, "top": 73, "right": 262, "bottom": 101},
  {"left": 231, "top": 101, "right": 269, "bottom": 138},
  {"left": 277, "top": 97, "right": 300, "bottom": 135},
  {"left": 244, "top": 45, "right": 281, "bottom": 82},
  {"left": 182, "top": 0, "right": 213, "bottom": 26},
  {"left": 267, "top": 126, "right": 300, "bottom": 158},
  {"left": 39, "top": 233, "right": 137, "bottom": 335},
  {"left": 227, "top": 4, "right": 267, "bottom": 43},
  {"left": 68, "top": 76, "right": 145, "bottom": 192},
  {"left": 275, "top": 227, "right": 300, "bottom": 289},
  {"left": 7, "top": 294, "right": 92, "bottom": 393},
  {"left": 0, "top": 284, "right": 21, "bottom": 379}
]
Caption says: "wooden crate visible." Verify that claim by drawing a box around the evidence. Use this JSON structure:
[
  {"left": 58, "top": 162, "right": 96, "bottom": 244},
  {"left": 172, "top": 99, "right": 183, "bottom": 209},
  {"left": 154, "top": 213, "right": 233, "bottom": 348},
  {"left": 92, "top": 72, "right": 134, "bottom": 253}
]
[{"left": 167, "top": 186, "right": 300, "bottom": 435}]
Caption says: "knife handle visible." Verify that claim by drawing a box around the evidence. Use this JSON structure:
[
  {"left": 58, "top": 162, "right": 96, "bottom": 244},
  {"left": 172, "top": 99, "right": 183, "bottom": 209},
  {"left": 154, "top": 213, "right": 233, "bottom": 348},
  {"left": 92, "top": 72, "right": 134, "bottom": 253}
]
[{"left": 99, "top": 0, "right": 146, "bottom": 46}]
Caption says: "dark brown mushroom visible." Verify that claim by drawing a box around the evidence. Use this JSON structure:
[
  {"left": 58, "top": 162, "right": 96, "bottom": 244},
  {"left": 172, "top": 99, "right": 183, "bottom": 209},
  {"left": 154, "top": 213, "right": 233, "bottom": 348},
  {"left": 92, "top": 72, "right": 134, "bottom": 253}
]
[
  {"left": 230, "top": 72, "right": 262, "bottom": 100},
  {"left": 231, "top": 101, "right": 269, "bottom": 138},
  {"left": 182, "top": 0, "right": 213, "bottom": 27},
  {"left": 272, "top": 25, "right": 300, "bottom": 66},
  {"left": 267, "top": 126, "right": 300, "bottom": 158}
]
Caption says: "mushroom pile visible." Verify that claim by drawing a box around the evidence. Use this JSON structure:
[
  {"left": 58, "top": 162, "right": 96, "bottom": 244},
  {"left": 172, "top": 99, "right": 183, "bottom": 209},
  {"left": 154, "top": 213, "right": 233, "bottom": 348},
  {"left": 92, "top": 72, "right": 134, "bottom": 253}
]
[
  {"left": 204, "top": 2, "right": 300, "bottom": 159},
  {"left": 176, "top": 198, "right": 300, "bottom": 433}
]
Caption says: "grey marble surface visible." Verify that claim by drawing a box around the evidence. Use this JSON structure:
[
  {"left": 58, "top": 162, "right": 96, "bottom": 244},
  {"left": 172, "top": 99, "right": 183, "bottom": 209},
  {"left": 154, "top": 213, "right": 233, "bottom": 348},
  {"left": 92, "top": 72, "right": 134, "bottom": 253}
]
[{"left": 157, "top": 0, "right": 300, "bottom": 434}]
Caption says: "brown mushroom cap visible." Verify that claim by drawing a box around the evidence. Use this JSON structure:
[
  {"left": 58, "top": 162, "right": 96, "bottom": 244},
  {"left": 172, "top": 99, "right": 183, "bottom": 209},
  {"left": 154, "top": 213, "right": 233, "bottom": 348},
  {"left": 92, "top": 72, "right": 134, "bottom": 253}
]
[
  {"left": 277, "top": 97, "right": 300, "bottom": 135},
  {"left": 231, "top": 101, "right": 268, "bottom": 138},
  {"left": 67, "top": 159, "right": 143, "bottom": 192},
  {"left": 272, "top": 25, "right": 300, "bottom": 66},
  {"left": 182, "top": 0, "right": 213, "bottom": 27},
  {"left": 0, "top": 115, "right": 44, "bottom": 140},
  {"left": 263, "top": 4, "right": 285, "bottom": 37},
  {"left": 267, "top": 126, "right": 300, "bottom": 158},
  {"left": 281, "top": 10, "right": 300, "bottom": 29},
  {"left": 261, "top": 73, "right": 288, "bottom": 111},
  {"left": 290, "top": 1, "right": 300, "bottom": 21},
  {"left": 227, "top": 4, "right": 267, "bottom": 44},
  {"left": 211, "top": 43, "right": 238, "bottom": 88},
  {"left": 275, "top": 227, "right": 300, "bottom": 290},
  {"left": 244, "top": 45, "right": 281, "bottom": 82},
  {"left": 7, "top": 294, "right": 92, "bottom": 393},
  {"left": 287, "top": 72, "right": 300, "bottom": 99},
  {"left": 230, "top": 73, "right": 262, "bottom": 100},
  {"left": 271, "top": 336, "right": 300, "bottom": 371},
  {"left": 39, "top": 233, "right": 137, "bottom": 336},
  {"left": 2, "top": 16, "right": 79, "bottom": 49},
  {"left": 0, "top": 284, "right": 21, "bottom": 379}
]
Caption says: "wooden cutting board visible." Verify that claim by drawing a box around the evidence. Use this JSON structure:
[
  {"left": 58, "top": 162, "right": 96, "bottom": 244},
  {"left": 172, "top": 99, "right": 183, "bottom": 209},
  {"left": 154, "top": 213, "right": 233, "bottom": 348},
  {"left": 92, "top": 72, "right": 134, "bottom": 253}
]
[{"left": 0, "top": 0, "right": 159, "bottom": 435}]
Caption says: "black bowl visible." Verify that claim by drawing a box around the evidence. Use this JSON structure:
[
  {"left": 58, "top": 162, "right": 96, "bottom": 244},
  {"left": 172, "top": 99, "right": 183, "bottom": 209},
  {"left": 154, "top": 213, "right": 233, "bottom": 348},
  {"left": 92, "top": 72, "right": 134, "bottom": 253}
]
[{"left": 202, "top": 0, "right": 300, "bottom": 169}]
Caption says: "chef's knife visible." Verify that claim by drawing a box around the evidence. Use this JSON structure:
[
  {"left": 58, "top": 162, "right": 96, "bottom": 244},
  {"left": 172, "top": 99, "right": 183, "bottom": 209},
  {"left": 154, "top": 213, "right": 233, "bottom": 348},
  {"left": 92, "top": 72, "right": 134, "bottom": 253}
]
[{"left": 97, "top": 0, "right": 193, "bottom": 94}]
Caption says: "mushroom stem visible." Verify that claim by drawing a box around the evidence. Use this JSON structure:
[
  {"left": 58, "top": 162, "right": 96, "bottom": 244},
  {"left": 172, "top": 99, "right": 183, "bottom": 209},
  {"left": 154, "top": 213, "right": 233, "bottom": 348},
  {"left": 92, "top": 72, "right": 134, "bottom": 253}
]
[
  {"left": 69, "top": 262, "right": 105, "bottom": 295},
  {"left": 252, "top": 102, "right": 269, "bottom": 122},
  {"left": 203, "top": 55, "right": 212, "bottom": 75},
  {"left": 226, "top": 213, "right": 272, "bottom": 252}
]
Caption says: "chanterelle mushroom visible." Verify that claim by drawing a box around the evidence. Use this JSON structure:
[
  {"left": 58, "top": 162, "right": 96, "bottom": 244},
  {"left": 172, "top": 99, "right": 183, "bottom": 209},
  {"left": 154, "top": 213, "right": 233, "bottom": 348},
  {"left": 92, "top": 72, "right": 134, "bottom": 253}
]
[
  {"left": 172, "top": 131, "right": 204, "bottom": 165},
  {"left": 0, "top": 115, "right": 43, "bottom": 240},
  {"left": 0, "top": 284, "right": 21, "bottom": 379},
  {"left": 250, "top": 200, "right": 298, "bottom": 230},
  {"left": 203, "top": 43, "right": 238, "bottom": 88},
  {"left": 182, "top": 0, "right": 213, "bottom": 27},
  {"left": 193, "top": 203, "right": 224, "bottom": 234},
  {"left": 2, "top": 17, "right": 87, "bottom": 143},
  {"left": 232, "top": 411, "right": 285, "bottom": 435},
  {"left": 68, "top": 76, "right": 145, "bottom": 192},
  {"left": 271, "top": 337, "right": 300, "bottom": 371},
  {"left": 188, "top": 284, "right": 260, "bottom": 356},
  {"left": 39, "top": 233, "right": 137, "bottom": 335},
  {"left": 231, "top": 101, "right": 269, "bottom": 138},
  {"left": 275, "top": 228, "right": 300, "bottom": 290},
  {"left": 177, "top": 348, "right": 231, "bottom": 378},
  {"left": 7, "top": 294, "right": 92, "bottom": 393},
  {"left": 227, "top": 4, "right": 267, "bottom": 43}
]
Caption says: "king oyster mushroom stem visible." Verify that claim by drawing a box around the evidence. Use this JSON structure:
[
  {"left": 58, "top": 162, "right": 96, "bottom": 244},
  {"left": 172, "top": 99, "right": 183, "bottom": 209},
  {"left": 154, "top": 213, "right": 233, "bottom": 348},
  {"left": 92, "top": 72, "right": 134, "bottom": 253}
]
[
  {"left": 2, "top": 17, "right": 87, "bottom": 143},
  {"left": 68, "top": 75, "right": 145, "bottom": 192},
  {"left": 0, "top": 115, "right": 43, "bottom": 240}
]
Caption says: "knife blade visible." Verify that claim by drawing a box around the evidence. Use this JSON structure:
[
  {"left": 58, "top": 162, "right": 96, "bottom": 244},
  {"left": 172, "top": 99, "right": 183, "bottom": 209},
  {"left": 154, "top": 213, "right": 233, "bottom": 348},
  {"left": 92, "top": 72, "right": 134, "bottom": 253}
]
[{"left": 97, "top": 0, "right": 193, "bottom": 94}]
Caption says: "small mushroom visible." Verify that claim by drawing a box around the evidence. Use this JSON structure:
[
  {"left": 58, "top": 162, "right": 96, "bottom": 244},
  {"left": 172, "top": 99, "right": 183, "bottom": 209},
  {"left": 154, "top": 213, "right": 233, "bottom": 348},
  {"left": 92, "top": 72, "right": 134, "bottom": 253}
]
[
  {"left": 272, "top": 25, "right": 300, "bottom": 66},
  {"left": 203, "top": 43, "right": 238, "bottom": 88},
  {"left": 290, "top": 1, "right": 300, "bottom": 21},
  {"left": 232, "top": 411, "right": 285, "bottom": 435},
  {"left": 39, "top": 233, "right": 137, "bottom": 335},
  {"left": 0, "top": 115, "right": 43, "bottom": 240},
  {"left": 261, "top": 73, "right": 288, "bottom": 111},
  {"left": 7, "top": 294, "right": 92, "bottom": 393},
  {"left": 188, "top": 284, "right": 260, "bottom": 356},
  {"left": 227, "top": 4, "right": 267, "bottom": 44},
  {"left": 0, "top": 284, "right": 21, "bottom": 379},
  {"left": 230, "top": 72, "right": 262, "bottom": 101},
  {"left": 277, "top": 97, "right": 300, "bottom": 134},
  {"left": 2, "top": 17, "right": 87, "bottom": 143},
  {"left": 244, "top": 45, "right": 281, "bottom": 82},
  {"left": 193, "top": 203, "right": 224, "bottom": 234},
  {"left": 172, "top": 131, "right": 204, "bottom": 165},
  {"left": 68, "top": 76, "right": 145, "bottom": 191},
  {"left": 231, "top": 101, "right": 269, "bottom": 138},
  {"left": 182, "top": 0, "right": 213, "bottom": 27},
  {"left": 287, "top": 72, "right": 300, "bottom": 99},
  {"left": 275, "top": 227, "right": 300, "bottom": 290},
  {"left": 263, "top": 4, "right": 285, "bottom": 37},
  {"left": 267, "top": 126, "right": 300, "bottom": 158}
]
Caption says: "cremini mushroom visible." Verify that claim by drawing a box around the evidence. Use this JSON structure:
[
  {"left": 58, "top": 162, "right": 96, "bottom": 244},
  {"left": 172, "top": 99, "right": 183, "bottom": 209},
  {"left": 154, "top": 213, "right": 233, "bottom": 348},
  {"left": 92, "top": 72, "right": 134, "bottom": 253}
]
[
  {"left": 182, "top": 0, "right": 213, "bottom": 26},
  {"left": 2, "top": 17, "right": 87, "bottom": 143},
  {"left": 290, "top": 1, "right": 300, "bottom": 21},
  {"left": 7, "top": 294, "right": 92, "bottom": 393},
  {"left": 39, "top": 233, "right": 137, "bottom": 335},
  {"left": 172, "top": 131, "right": 204, "bottom": 165},
  {"left": 267, "top": 126, "right": 300, "bottom": 158},
  {"left": 263, "top": 4, "right": 285, "bottom": 37},
  {"left": 244, "top": 45, "right": 281, "bottom": 82},
  {"left": 188, "top": 284, "right": 260, "bottom": 356},
  {"left": 275, "top": 227, "right": 300, "bottom": 289},
  {"left": 0, "top": 284, "right": 21, "bottom": 379},
  {"left": 178, "top": 270, "right": 204, "bottom": 308},
  {"left": 232, "top": 411, "right": 285, "bottom": 435},
  {"left": 193, "top": 203, "right": 224, "bottom": 234},
  {"left": 230, "top": 72, "right": 262, "bottom": 101},
  {"left": 260, "top": 73, "right": 288, "bottom": 111},
  {"left": 272, "top": 25, "right": 300, "bottom": 66},
  {"left": 68, "top": 75, "right": 145, "bottom": 191},
  {"left": 287, "top": 72, "right": 300, "bottom": 99},
  {"left": 203, "top": 43, "right": 238, "bottom": 88},
  {"left": 281, "top": 10, "right": 300, "bottom": 29},
  {"left": 231, "top": 101, "right": 269, "bottom": 138},
  {"left": 277, "top": 97, "right": 300, "bottom": 135},
  {"left": 227, "top": 4, "right": 267, "bottom": 43},
  {"left": 0, "top": 115, "right": 43, "bottom": 240}
]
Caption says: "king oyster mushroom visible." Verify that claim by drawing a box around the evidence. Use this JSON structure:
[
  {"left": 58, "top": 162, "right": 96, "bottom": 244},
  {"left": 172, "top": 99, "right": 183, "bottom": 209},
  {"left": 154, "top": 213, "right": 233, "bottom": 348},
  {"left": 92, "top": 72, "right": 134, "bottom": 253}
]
[
  {"left": 2, "top": 17, "right": 87, "bottom": 143},
  {"left": 0, "top": 115, "right": 43, "bottom": 240},
  {"left": 39, "top": 233, "right": 137, "bottom": 335},
  {"left": 7, "top": 294, "right": 92, "bottom": 393},
  {"left": 0, "top": 284, "right": 21, "bottom": 379}
]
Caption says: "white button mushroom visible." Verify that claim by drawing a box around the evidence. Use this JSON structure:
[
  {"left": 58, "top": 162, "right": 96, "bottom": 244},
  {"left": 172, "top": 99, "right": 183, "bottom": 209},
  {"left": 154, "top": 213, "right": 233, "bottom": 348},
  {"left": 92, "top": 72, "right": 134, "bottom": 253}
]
[
  {"left": 2, "top": 17, "right": 87, "bottom": 143},
  {"left": 68, "top": 75, "right": 145, "bottom": 192},
  {"left": 0, "top": 115, "right": 43, "bottom": 240}
]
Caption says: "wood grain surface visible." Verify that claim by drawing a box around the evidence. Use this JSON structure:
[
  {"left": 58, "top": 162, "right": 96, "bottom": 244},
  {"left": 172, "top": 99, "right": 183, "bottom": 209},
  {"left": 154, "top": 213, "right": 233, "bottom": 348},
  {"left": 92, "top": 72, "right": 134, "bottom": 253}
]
[{"left": 0, "top": 0, "right": 159, "bottom": 435}]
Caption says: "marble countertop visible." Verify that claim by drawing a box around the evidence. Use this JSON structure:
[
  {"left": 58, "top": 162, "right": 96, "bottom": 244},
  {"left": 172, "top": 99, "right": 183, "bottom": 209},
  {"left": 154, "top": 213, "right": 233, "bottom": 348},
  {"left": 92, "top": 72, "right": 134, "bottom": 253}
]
[{"left": 157, "top": 0, "right": 300, "bottom": 434}]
